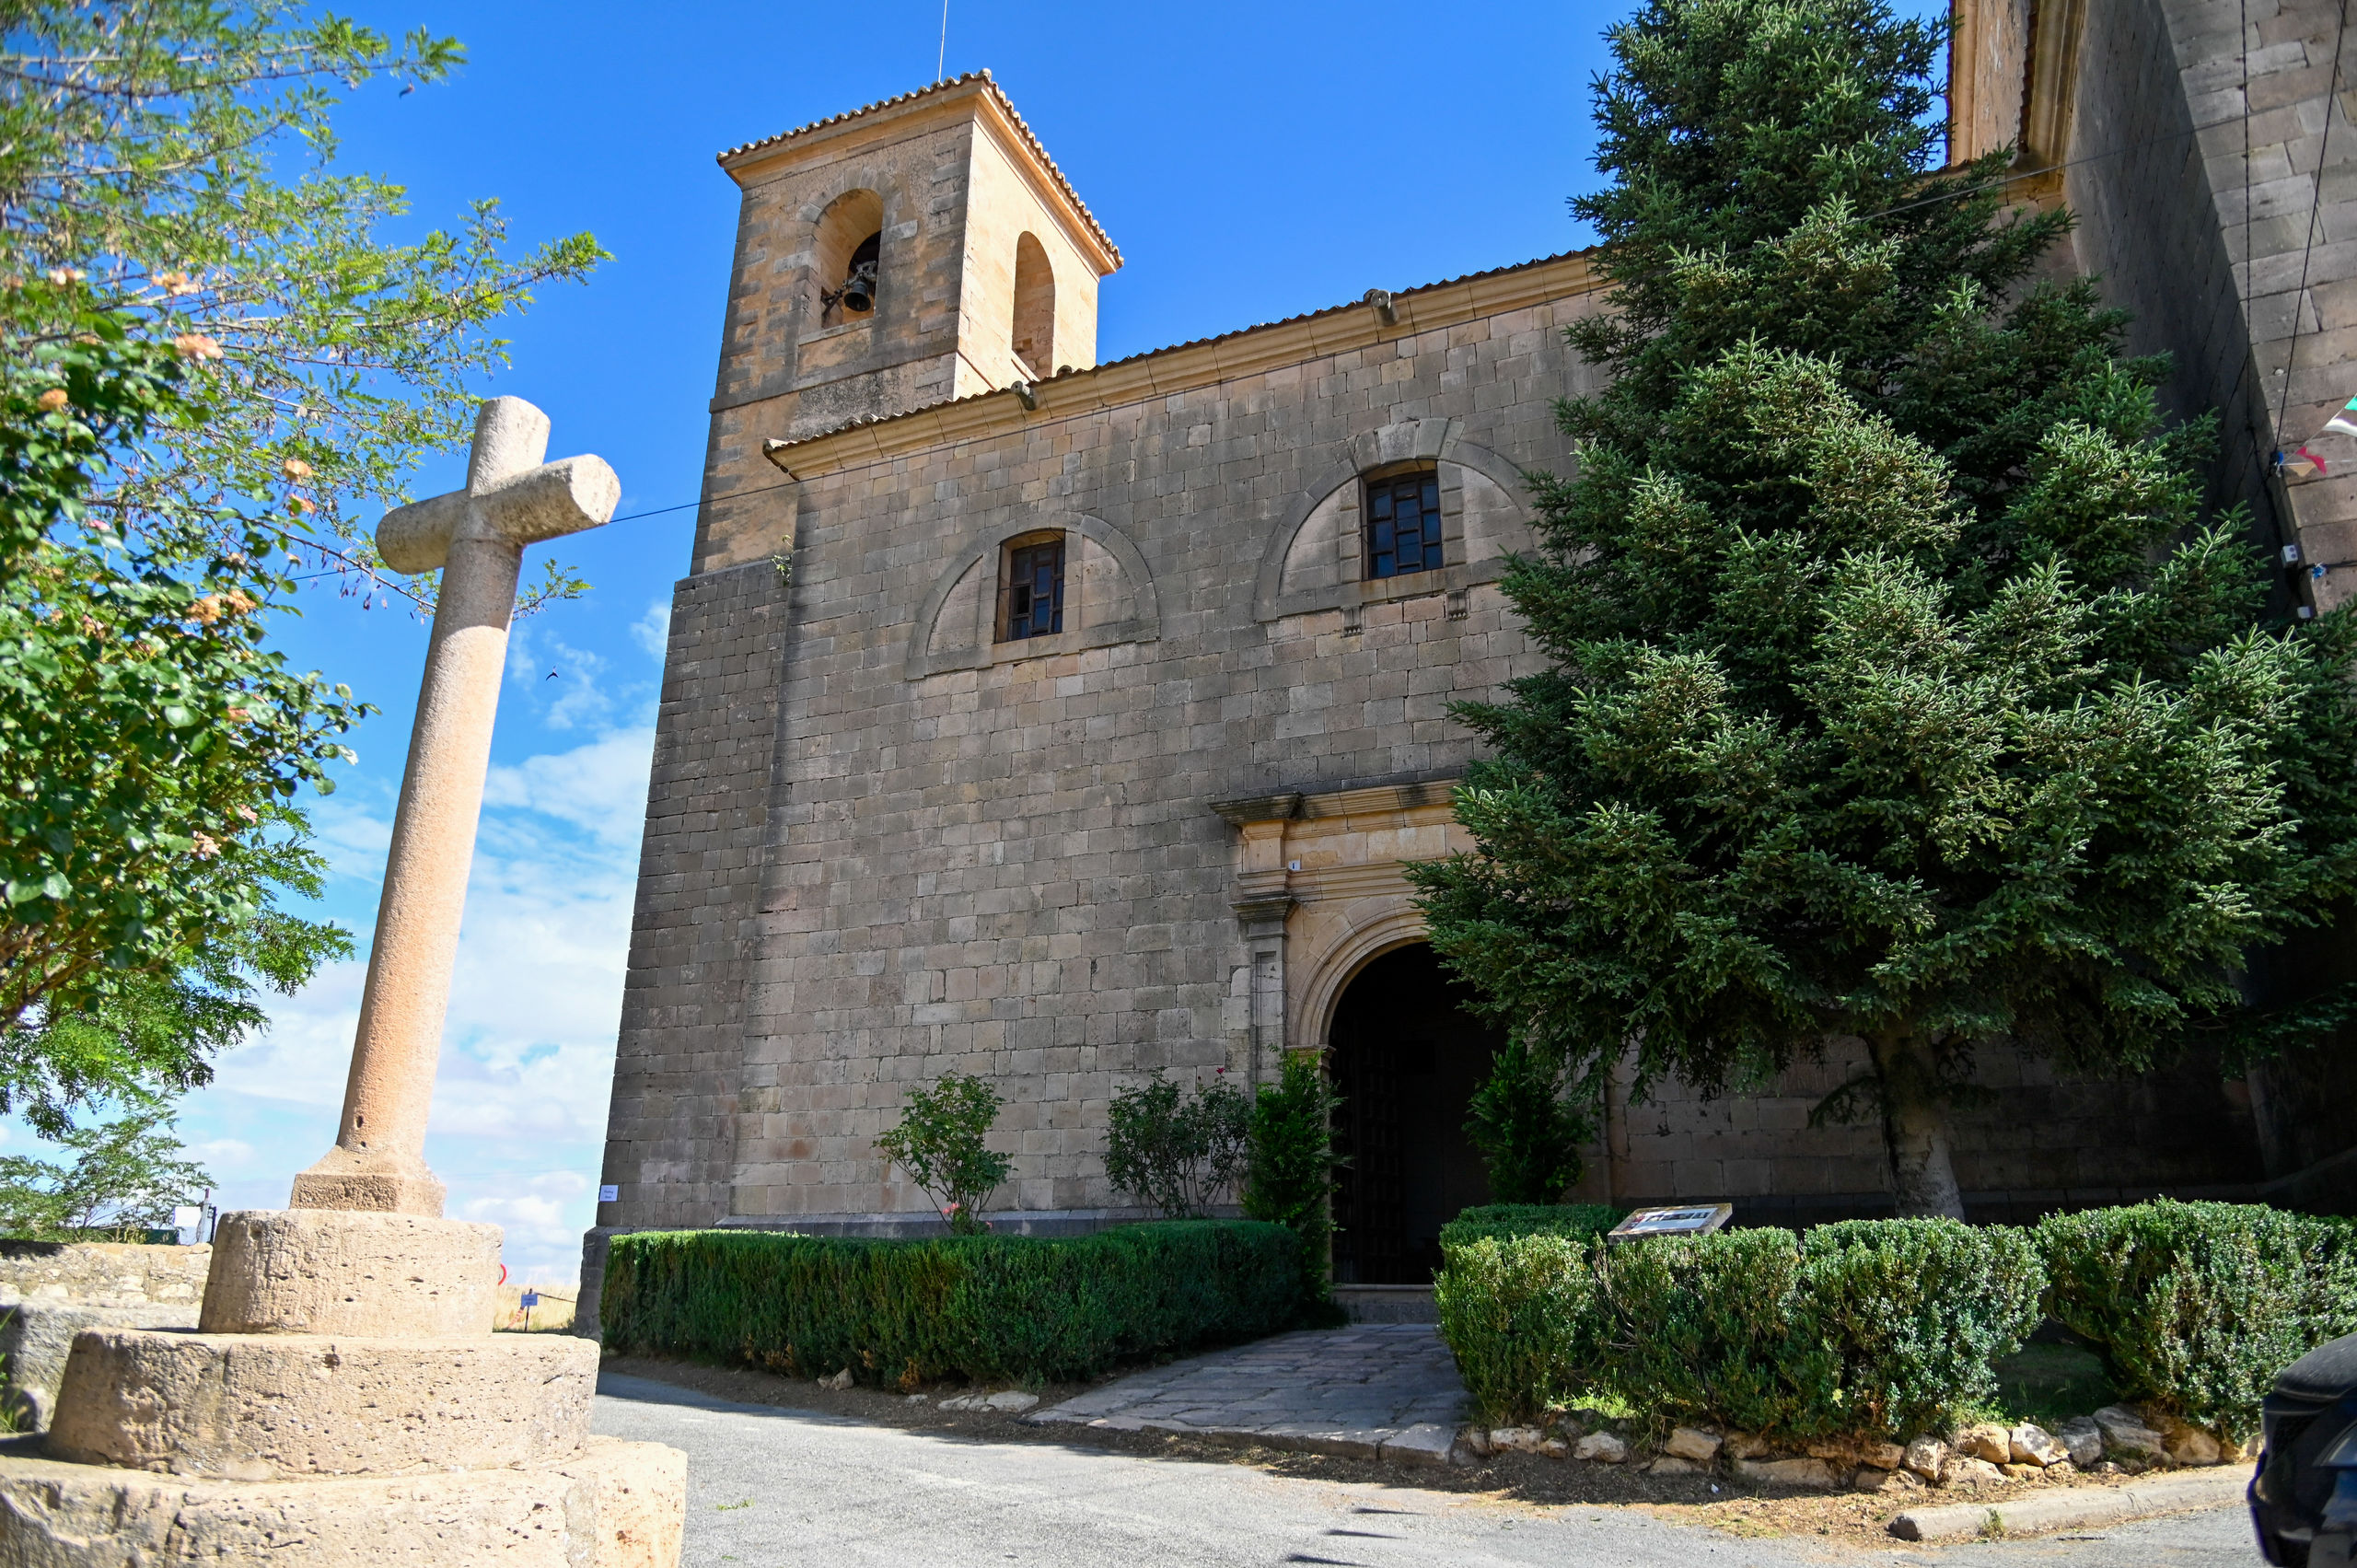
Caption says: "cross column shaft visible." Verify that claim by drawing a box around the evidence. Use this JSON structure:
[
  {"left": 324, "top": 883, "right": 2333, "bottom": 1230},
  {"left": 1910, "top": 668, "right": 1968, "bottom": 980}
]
[{"left": 293, "top": 397, "right": 616, "bottom": 1215}]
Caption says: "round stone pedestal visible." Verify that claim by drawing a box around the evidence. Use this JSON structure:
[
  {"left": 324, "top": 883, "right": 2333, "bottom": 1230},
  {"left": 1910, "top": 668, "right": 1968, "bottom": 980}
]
[
  {"left": 0, "top": 1434, "right": 683, "bottom": 1565},
  {"left": 200, "top": 1211, "right": 499, "bottom": 1338},
  {"left": 0, "top": 1208, "right": 684, "bottom": 1566},
  {"left": 47, "top": 1329, "right": 598, "bottom": 1477}
]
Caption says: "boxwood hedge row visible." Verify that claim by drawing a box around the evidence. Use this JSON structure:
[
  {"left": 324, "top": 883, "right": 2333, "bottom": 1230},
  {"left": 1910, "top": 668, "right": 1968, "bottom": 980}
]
[
  {"left": 2038, "top": 1200, "right": 2357, "bottom": 1443},
  {"left": 1438, "top": 1201, "right": 2357, "bottom": 1443},
  {"left": 601, "top": 1220, "right": 1303, "bottom": 1388},
  {"left": 1437, "top": 1203, "right": 1626, "bottom": 1250},
  {"left": 1437, "top": 1217, "right": 2040, "bottom": 1438}
]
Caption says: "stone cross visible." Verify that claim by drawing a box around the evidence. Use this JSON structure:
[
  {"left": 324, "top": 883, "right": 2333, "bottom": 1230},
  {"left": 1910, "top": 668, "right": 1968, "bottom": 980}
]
[{"left": 292, "top": 397, "right": 620, "bottom": 1215}]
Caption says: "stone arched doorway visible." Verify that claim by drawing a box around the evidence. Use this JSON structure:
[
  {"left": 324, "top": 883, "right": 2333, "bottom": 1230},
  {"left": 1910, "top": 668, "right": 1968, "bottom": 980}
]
[{"left": 1328, "top": 943, "right": 1504, "bottom": 1284}]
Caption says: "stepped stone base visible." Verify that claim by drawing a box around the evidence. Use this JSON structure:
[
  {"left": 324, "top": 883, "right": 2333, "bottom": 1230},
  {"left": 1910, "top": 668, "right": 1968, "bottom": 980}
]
[
  {"left": 201, "top": 1212, "right": 499, "bottom": 1339},
  {"left": 0, "top": 1305, "right": 201, "bottom": 1433},
  {"left": 48, "top": 1330, "right": 598, "bottom": 1478},
  {"left": 0, "top": 1434, "right": 683, "bottom": 1566}
]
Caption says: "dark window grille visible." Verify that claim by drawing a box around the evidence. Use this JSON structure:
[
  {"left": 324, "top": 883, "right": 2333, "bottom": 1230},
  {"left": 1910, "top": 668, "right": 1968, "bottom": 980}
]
[
  {"left": 1002, "top": 539, "right": 1065, "bottom": 641},
  {"left": 1364, "top": 469, "right": 1444, "bottom": 579}
]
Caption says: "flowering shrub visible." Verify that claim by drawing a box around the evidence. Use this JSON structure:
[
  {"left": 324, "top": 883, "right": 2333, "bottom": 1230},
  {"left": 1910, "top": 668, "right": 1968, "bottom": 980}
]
[{"left": 875, "top": 1072, "right": 1010, "bottom": 1235}]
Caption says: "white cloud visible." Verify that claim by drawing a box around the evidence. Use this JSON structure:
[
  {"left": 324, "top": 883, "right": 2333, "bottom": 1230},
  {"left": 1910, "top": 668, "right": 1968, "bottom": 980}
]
[
  {"left": 630, "top": 599, "right": 671, "bottom": 661},
  {"left": 482, "top": 727, "right": 656, "bottom": 850},
  {"left": 192, "top": 1139, "right": 256, "bottom": 1169},
  {"left": 179, "top": 718, "right": 660, "bottom": 1292},
  {"left": 506, "top": 621, "right": 615, "bottom": 733}
]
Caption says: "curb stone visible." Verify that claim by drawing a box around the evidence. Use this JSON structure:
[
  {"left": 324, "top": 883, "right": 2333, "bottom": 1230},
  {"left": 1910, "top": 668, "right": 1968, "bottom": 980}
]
[{"left": 1887, "top": 1469, "right": 2249, "bottom": 1541}]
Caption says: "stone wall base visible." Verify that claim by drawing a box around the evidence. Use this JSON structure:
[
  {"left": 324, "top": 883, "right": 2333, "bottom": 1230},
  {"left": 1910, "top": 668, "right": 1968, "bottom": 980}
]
[{"left": 0, "top": 1434, "right": 683, "bottom": 1566}]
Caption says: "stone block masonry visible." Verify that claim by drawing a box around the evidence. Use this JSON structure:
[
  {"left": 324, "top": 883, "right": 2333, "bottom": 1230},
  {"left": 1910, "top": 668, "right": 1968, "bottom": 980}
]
[{"left": 578, "top": 36, "right": 2328, "bottom": 1285}]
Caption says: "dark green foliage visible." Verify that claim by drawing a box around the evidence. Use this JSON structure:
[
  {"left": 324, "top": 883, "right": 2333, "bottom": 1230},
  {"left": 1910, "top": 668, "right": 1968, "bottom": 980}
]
[
  {"left": 1240, "top": 1053, "right": 1342, "bottom": 1303},
  {"left": 1438, "top": 1203, "right": 1626, "bottom": 1250},
  {"left": 0, "top": 1106, "right": 210, "bottom": 1239},
  {"left": 1413, "top": 0, "right": 2357, "bottom": 1218},
  {"left": 2037, "top": 1200, "right": 2357, "bottom": 1442},
  {"left": 874, "top": 1072, "right": 1011, "bottom": 1235},
  {"left": 599, "top": 1221, "right": 1304, "bottom": 1387},
  {"left": 1991, "top": 1342, "right": 2119, "bottom": 1429},
  {"left": 1437, "top": 1219, "right": 2042, "bottom": 1437},
  {"left": 1104, "top": 1072, "right": 1249, "bottom": 1218},
  {"left": 1462, "top": 1039, "right": 1590, "bottom": 1203}
]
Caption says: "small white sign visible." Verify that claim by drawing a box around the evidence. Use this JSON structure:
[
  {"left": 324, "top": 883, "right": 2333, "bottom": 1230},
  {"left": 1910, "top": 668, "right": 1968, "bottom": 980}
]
[
  {"left": 170, "top": 1206, "right": 203, "bottom": 1229},
  {"left": 598, "top": 1184, "right": 620, "bottom": 1203}
]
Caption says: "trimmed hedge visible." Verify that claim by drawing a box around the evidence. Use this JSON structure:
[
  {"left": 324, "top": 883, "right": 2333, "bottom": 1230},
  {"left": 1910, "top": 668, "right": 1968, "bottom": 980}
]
[
  {"left": 1438, "top": 1203, "right": 1625, "bottom": 1250},
  {"left": 2038, "top": 1200, "right": 2357, "bottom": 1443},
  {"left": 1437, "top": 1218, "right": 2043, "bottom": 1439},
  {"left": 601, "top": 1220, "right": 1303, "bottom": 1387}
]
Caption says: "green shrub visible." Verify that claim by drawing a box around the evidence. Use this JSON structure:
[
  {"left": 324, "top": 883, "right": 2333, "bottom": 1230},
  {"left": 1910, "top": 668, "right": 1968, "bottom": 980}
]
[
  {"left": 1439, "top": 1203, "right": 1624, "bottom": 1250},
  {"left": 874, "top": 1071, "right": 1011, "bottom": 1235},
  {"left": 1105, "top": 1072, "right": 1249, "bottom": 1218},
  {"left": 1796, "top": 1219, "right": 2044, "bottom": 1439},
  {"left": 1241, "top": 1052, "right": 1341, "bottom": 1304},
  {"left": 1462, "top": 1038, "right": 1590, "bottom": 1202},
  {"left": 2037, "top": 1200, "right": 2357, "bottom": 1443},
  {"left": 1434, "top": 1233, "right": 1604, "bottom": 1422},
  {"left": 1437, "top": 1218, "right": 2043, "bottom": 1439},
  {"left": 602, "top": 1221, "right": 1303, "bottom": 1388}
]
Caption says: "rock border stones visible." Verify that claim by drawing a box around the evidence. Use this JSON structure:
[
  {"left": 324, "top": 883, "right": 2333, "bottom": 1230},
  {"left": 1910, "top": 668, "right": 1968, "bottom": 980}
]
[{"left": 1454, "top": 1398, "right": 2247, "bottom": 1504}]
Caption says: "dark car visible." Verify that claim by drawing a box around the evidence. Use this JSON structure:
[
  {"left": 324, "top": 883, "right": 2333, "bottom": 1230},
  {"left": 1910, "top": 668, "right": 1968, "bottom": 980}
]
[{"left": 2252, "top": 1334, "right": 2357, "bottom": 1566}]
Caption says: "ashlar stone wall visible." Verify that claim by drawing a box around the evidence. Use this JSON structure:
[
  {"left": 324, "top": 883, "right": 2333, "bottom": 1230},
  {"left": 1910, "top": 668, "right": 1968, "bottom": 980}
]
[{"left": 717, "top": 269, "right": 1590, "bottom": 1224}]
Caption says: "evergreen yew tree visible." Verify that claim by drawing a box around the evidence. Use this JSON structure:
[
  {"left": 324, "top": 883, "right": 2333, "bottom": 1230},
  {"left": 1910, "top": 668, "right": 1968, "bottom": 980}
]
[{"left": 1413, "top": 0, "right": 2357, "bottom": 1216}]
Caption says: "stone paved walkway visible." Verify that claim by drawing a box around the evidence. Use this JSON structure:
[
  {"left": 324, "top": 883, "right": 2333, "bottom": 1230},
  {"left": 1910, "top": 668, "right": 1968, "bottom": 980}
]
[{"left": 1025, "top": 1324, "right": 1469, "bottom": 1466}]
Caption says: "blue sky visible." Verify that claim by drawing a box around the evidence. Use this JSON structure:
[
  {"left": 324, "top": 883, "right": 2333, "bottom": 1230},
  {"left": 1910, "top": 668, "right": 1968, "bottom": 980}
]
[{"left": 95, "top": 0, "right": 1941, "bottom": 1284}]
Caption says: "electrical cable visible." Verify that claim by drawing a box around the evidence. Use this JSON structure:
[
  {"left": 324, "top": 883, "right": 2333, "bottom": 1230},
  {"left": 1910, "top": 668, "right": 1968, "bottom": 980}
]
[{"left": 272, "top": 78, "right": 2357, "bottom": 560}]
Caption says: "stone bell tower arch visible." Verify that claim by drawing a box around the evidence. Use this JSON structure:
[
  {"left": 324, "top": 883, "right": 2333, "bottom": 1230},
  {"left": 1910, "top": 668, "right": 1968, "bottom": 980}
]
[{"left": 706, "top": 71, "right": 1121, "bottom": 453}]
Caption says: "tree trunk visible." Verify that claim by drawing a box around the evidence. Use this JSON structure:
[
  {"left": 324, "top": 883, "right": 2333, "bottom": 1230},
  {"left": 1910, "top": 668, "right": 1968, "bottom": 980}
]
[{"left": 1864, "top": 1028, "right": 1967, "bottom": 1219}]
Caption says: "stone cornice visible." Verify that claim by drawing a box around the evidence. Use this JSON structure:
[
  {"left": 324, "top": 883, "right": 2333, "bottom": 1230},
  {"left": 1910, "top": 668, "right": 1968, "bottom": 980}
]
[
  {"left": 761, "top": 252, "right": 1606, "bottom": 481},
  {"left": 1213, "top": 779, "right": 1459, "bottom": 829}
]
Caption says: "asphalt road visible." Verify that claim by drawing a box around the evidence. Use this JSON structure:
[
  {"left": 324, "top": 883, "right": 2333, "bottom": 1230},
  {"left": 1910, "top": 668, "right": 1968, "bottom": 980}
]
[{"left": 593, "top": 1375, "right": 2263, "bottom": 1568}]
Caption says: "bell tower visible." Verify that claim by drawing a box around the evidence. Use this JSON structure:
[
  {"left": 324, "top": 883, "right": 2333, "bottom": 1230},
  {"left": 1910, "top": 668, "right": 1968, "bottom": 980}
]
[{"left": 706, "top": 71, "right": 1121, "bottom": 447}]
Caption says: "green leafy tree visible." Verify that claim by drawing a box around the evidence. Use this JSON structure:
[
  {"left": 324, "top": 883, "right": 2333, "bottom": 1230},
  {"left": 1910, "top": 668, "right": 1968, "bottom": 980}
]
[
  {"left": 0, "top": 2, "right": 602, "bottom": 1114},
  {"left": 876, "top": 1072, "right": 1013, "bottom": 1234},
  {"left": 0, "top": 1105, "right": 212, "bottom": 1240},
  {"left": 1105, "top": 1070, "right": 1250, "bottom": 1218},
  {"left": 1241, "top": 1054, "right": 1343, "bottom": 1302},
  {"left": 3, "top": 287, "right": 361, "bottom": 1121},
  {"left": 3, "top": 0, "right": 602, "bottom": 605},
  {"left": 1412, "top": 0, "right": 2357, "bottom": 1216},
  {"left": 1463, "top": 1040, "right": 1589, "bottom": 1204}
]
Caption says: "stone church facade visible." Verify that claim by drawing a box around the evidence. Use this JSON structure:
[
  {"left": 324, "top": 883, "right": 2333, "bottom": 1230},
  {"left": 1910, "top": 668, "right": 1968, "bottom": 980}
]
[{"left": 580, "top": 0, "right": 2357, "bottom": 1307}]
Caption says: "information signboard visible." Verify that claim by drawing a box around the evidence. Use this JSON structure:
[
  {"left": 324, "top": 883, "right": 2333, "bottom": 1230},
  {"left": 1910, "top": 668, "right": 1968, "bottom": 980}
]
[{"left": 1607, "top": 1203, "right": 1735, "bottom": 1243}]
